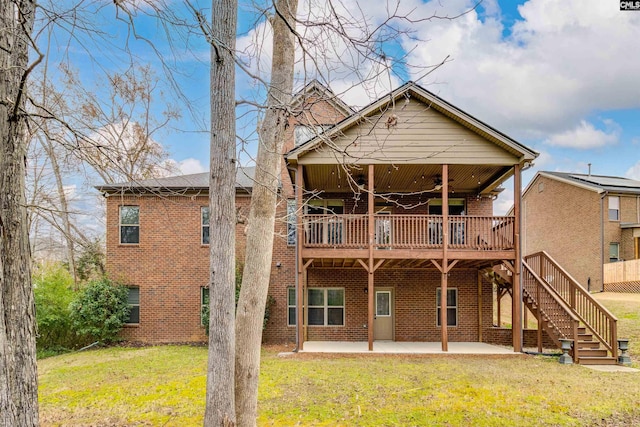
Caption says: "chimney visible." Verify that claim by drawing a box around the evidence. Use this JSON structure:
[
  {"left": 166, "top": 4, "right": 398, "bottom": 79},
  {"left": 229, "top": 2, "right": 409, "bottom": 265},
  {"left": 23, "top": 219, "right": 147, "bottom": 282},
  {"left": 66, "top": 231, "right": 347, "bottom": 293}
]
[{"left": 588, "top": 163, "right": 592, "bottom": 177}]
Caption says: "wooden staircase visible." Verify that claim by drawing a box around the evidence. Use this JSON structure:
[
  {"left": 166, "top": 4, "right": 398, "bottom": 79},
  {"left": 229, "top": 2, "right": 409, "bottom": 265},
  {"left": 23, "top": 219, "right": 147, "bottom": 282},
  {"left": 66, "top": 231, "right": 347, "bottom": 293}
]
[{"left": 494, "top": 252, "right": 619, "bottom": 365}]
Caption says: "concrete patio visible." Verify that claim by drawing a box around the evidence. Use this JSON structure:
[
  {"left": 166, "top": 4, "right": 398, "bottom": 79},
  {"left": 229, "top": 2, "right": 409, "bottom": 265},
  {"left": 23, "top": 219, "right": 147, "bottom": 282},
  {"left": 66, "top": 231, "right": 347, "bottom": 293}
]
[{"left": 300, "top": 341, "right": 516, "bottom": 355}]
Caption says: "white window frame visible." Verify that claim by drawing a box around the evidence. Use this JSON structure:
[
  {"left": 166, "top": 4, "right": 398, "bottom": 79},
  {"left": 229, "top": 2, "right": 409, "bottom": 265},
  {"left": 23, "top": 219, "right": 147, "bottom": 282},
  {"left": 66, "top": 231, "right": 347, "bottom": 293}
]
[
  {"left": 436, "top": 287, "right": 458, "bottom": 327},
  {"left": 119, "top": 206, "right": 140, "bottom": 245},
  {"left": 609, "top": 196, "right": 620, "bottom": 221},
  {"left": 126, "top": 287, "right": 140, "bottom": 324},
  {"left": 294, "top": 125, "right": 329, "bottom": 147},
  {"left": 201, "top": 206, "right": 210, "bottom": 245},
  {"left": 375, "top": 290, "right": 392, "bottom": 317},
  {"left": 287, "top": 287, "right": 296, "bottom": 326},
  {"left": 287, "top": 200, "right": 296, "bottom": 246},
  {"left": 307, "top": 287, "right": 344, "bottom": 327}
]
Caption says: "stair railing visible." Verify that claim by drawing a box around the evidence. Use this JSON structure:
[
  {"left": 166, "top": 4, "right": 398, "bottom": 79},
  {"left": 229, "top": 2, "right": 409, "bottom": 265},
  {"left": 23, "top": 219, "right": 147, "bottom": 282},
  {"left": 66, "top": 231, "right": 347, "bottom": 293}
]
[
  {"left": 524, "top": 251, "right": 618, "bottom": 358},
  {"left": 522, "top": 261, "right": 581, "bottom": 362}
]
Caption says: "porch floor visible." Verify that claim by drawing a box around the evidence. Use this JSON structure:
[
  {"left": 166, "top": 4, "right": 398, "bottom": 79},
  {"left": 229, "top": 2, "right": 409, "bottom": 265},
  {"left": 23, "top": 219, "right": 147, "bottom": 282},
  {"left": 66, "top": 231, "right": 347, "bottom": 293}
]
[{"left": 301, "top": 341, "right": 516, "bottom": 355}]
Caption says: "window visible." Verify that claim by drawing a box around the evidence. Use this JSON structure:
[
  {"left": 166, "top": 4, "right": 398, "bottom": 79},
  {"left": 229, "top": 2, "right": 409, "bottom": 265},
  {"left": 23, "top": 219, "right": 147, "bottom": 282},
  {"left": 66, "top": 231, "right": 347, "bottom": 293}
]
[
  {"left": 428, "top": 199, "right": 465, "bottom": 215},
  {"left": 287, "top": 200, "right": 296, "bottom": 246},
  {"left": 126, "top": 287, "right": 140, "bottom": 324},
  {"left": 202, "top": 207, "right": 210, "bottom": 245},
  {"left": 120, "top": 206, "right": 140, "bottom": 244},
  {"left": 287, "top": 287, "right": 296, "bottom": 326},
  {"left": 609, "top": 196, "right": 620, "bottom": 221},
  {"left": 436, "top": 288, "right": 457, "bottom": 327},
  {"left": 307, "top": 288, "right": 344, "bottom": 326},
  {"left": 294, "top": 125, "right": 329, "bottom": 146},
  {"left": 201, "top": 287, "right": 209, "bottom": 325},
  {"left": 609, "top": 243, "right": 620, "bottom": 262}
]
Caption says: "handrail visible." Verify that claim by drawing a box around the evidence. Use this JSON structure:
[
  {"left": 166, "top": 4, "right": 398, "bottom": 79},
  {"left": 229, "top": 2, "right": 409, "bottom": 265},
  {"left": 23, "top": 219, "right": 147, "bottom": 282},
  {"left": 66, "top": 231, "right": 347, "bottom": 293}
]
[
  {"left": 302, "top": 214, "right": 515, "bottom": 251},
  {"left": 524, "top": 251, "right": 618, "bottom": 358},
  {"left": 522, "top": 260, "right": 581, "bottom": 361}
]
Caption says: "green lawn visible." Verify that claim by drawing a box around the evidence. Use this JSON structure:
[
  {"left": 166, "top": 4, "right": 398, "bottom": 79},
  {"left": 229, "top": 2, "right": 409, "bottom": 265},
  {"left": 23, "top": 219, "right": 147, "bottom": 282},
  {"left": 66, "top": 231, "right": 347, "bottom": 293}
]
[{"left": 38, "top": 293, "right": 640, "bottom": 426}]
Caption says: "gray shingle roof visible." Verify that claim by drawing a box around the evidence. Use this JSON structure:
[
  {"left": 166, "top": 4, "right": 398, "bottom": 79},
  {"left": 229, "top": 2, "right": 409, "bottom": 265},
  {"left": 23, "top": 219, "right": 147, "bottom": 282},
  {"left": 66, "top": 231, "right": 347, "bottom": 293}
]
[
  {"left": 96, "top": 166, "right": 255, "bottom": 193},
  {"left": 541, "top": 171, "right": 640, "bottom": 194}
]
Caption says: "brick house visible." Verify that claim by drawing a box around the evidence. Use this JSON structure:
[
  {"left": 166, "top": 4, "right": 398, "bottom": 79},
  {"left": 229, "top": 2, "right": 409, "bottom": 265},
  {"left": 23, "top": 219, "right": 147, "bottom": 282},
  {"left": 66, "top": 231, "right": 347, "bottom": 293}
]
[
  {"left": 522, "top": 171, "right": 640, "bottom": 292},
  {"left": 98, "top": 81, "right": 623, "bottom": 363}
]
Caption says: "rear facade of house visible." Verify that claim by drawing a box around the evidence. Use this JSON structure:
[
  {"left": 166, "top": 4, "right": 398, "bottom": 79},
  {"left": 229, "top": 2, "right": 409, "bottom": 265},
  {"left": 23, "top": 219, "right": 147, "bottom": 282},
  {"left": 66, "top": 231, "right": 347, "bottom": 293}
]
[{"left": 100, "top": 81, "right": 623, "bottom": 364}]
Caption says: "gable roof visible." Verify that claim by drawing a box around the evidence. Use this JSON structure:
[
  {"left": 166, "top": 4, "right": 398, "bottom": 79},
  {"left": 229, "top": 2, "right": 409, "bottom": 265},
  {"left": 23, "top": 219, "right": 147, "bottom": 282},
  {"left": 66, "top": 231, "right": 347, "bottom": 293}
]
[
  {"left": 96, "top": 167, "right": 255, "bottom": 194},
  {"left": 291, "top": 79, "right": 354, "bottom": 117},
  {"left": 536, "top": 171, "right": 640, "bottom": 195},
  {"left": 286, "top": 81, "right": 538, "bottom": 164}
]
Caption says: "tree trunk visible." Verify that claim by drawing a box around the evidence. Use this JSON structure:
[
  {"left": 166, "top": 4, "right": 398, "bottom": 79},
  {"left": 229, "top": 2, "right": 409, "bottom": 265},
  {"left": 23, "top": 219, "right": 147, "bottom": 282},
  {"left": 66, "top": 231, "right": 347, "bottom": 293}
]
[
  {"left": 0, "top": 1, "right": 39, "bottom": 426},
  {"left": 234, "top": 0, "right": 298, "bottom": 425},
  {"left": 204, "top": 0, "right": 238, "bottom": 426}
]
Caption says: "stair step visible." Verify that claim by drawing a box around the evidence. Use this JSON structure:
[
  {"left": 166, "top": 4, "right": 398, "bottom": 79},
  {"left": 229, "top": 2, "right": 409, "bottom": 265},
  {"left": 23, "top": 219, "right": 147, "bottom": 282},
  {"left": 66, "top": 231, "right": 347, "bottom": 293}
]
[
  {"left": 578, "top": 333, "right": 593, "bottom": 341},
  {"left": 578, "top": 349, "right": 608, "bottom": 357},
  {"left": 578, "top": 356, "right": 618, "bottom": 366},
  {"left": 578, "top": 341, "right": 601, "bottom": 349},
  {"left": 577, "top": 327, "right": 586, "bottom": 334}
]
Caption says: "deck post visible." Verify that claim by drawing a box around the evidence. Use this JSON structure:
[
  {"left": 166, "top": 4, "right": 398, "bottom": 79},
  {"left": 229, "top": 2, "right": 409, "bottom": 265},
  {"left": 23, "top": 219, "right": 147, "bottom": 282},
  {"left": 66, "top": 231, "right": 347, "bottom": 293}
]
[
  {"left": 513, "top": 163, "right": 523, "bottom": 353},
  {"left": 441, "top": 164, "right": 449, "bottom": 352},
  {"left": 478, "top": 271, "right": 483, "bottom": 342},
  {"left": 368, "top": 164, "right": 375, "bottom": 351},
  {"left": 296, "top": 164, "right": 305, "bottom": 350}
]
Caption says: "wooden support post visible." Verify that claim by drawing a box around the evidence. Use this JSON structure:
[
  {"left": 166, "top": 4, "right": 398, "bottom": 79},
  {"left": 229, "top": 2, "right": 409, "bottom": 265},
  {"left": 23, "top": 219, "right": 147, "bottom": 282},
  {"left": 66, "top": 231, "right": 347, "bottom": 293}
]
[
  {"left": 441, "top": 164, "right": 449, "bottom": 352},
  {"left": 478, "top": 271, "right": 483, "bottom": 342},
  {"left": 536, "top": 279, "right": 542, "bottom": 353},
  {"left": 497, "top": 289, "right": 502, "bottom": 327},
  {"left": 368, "top": 164, "right": 375, "bottom": 351},
  {"left": 513, "top": 163, "right": 522, "bottom": 353},
  {"left": 296, "top": 164, "right": 305, "bottom": 350}
]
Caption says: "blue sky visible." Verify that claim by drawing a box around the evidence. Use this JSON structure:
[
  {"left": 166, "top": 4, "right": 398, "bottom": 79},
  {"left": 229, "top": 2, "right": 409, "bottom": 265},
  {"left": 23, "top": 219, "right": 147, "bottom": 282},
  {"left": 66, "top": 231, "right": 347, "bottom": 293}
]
[{"left": 46, "top": 0, "right": 640, "bottom": 214}]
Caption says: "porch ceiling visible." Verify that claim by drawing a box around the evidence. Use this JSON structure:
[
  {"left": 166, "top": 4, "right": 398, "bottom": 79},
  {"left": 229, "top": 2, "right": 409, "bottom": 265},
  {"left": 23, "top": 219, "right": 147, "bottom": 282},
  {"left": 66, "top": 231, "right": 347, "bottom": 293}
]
[{"left": 302, "top": 164, "right": 511, "bottom": 195}]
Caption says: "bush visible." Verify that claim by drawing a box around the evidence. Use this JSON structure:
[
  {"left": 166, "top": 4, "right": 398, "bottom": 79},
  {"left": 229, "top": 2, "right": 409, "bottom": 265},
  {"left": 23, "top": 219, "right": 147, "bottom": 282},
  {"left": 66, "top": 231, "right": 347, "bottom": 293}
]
[
  {"left": 69, "top": 278, "right": 130, "bottom": 343},
  {"left": 33, "top": 262, "right": 80, "bottom": 350}
]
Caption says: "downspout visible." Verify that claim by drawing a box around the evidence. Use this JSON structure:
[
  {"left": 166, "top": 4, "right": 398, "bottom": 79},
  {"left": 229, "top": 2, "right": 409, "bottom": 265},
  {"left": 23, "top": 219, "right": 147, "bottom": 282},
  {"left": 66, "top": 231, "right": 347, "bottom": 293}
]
[
  {"left": 288, "top": 165, "right": 300, "bottom": 352},
  {"left": 600, "top": 190, "right": 608, "bottom": 292}
]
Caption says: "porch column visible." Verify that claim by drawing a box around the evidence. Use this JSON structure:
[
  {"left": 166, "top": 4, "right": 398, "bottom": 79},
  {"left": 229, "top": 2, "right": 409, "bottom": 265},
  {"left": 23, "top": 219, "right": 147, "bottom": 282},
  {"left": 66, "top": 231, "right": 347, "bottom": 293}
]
[
  {"left": 367, "top": 164, "right": 375, "bottom": 351},
  {"left": 512, "top": 163, "right": 523, "bottom": 352},
  {"left": 441, "top": 164, "right": 449, "bottom": 352},
  {"left": 296, "top": 164, "right": 305, "bottom": 350},
  {"left": 477, "top": 271, "right": 483, "bottom": 342}
]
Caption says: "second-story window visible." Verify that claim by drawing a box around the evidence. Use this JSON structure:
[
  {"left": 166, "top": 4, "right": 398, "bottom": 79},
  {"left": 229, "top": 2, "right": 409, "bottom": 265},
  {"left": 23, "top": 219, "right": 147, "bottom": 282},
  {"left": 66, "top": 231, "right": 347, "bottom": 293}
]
[
  {"left": 202, "top": 207, "right": 210, "bottom": 245},
  {"left": 294, "top": 125, "right": 329, "bottom": 146},
  {"left": 287, "top": 200, "right": 296, "bottom": 246},
  {"left": 609, "top": 196, "right": 620, "bottom": 221},
  {"left": 120, "top": 206, "right": 140, "bottom": 244}
]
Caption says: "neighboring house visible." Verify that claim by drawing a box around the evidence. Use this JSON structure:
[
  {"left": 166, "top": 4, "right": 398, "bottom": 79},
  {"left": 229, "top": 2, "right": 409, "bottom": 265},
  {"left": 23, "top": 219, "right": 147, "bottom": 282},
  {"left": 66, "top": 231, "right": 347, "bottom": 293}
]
[
  {"left": 522, "top": 172, "right": 640, "bottom": 292},
  {"left": 98, "top": 81, "right": 623, "bottom": 364}
]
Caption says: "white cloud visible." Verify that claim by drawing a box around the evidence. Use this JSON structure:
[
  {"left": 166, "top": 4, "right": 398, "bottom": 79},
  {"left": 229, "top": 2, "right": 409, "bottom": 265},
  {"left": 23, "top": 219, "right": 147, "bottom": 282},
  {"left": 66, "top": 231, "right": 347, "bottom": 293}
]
[
  {"left": 494, "top": 186, "right": 513, "bottom": 216},
  {"left": 543, "top": 120, "right": 619, "bottom": 149},
  {"left": 401, "top": 0, "right": 640, "bottom": 140},
  {"left": 626, "top": 161, "right": 640, "bottom": 180},
  {"left": 176, "top": 158, "right": 207, "bottom": 175}
]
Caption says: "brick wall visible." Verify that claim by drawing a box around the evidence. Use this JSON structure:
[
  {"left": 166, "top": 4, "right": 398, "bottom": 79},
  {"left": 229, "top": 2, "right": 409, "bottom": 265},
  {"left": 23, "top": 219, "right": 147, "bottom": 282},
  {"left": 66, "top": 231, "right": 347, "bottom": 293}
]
[{"left": 523, "top": 175, "right": 604, "bottom": 290}]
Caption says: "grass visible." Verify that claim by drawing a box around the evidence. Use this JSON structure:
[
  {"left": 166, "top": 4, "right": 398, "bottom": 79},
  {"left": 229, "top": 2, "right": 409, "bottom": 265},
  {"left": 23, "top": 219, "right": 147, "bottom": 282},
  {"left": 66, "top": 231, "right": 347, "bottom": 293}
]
[{"left": 38, "top": 293, "right": 640, "bottom": 426}]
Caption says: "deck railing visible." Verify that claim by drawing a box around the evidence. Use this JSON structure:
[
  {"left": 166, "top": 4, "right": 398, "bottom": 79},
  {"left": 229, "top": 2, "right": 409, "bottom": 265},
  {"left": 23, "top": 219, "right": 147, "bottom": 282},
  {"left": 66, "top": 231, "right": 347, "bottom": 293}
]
[
  {"left": 522, "top": 260, "right": 581, "bottom": 361},
  {"left": 525, "top": 251, "right": 618, "bottom": 357},
  {"left": 302, "top": 214, "right": 515, "bottom": 251}
]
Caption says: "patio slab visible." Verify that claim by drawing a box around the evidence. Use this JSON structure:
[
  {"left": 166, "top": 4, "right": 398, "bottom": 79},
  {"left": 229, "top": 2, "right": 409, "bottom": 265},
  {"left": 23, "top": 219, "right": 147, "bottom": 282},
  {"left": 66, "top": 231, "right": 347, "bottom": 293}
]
[{"left": 300, "top": 341, "right": 516, "bottom": 355}]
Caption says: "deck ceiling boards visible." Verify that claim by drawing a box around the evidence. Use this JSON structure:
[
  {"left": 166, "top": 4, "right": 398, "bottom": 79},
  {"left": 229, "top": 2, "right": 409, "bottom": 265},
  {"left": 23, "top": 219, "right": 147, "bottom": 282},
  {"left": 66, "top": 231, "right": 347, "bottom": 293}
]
[
  {"left": 303, "top": 163, "right": 508, "bottom": 194},
  {"left": 297, "top": 98, "right": 521, "bottom": 166}
]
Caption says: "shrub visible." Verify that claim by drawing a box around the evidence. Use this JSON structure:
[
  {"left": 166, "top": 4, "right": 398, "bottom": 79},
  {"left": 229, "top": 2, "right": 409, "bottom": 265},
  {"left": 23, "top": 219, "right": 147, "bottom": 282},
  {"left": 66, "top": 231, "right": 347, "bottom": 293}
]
[
  {"left": 33, "top": 262, "right": 79, "bottom": 350},
  {"left": 69, "top": 278, "right": 130, "bottom": 343}
]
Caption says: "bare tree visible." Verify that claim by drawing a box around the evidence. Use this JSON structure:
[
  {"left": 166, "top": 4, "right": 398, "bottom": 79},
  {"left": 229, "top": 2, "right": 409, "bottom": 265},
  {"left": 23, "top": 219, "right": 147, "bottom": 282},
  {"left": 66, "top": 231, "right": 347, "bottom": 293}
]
[
  {"left": 0, "top": 0, "right": 40, "bottom": 425},
  {"left": 234, "top": 0, "right": 298, "bottom": 424},
  {"left": 204, "top": 0, "right": 238, "bottom": 425}
]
